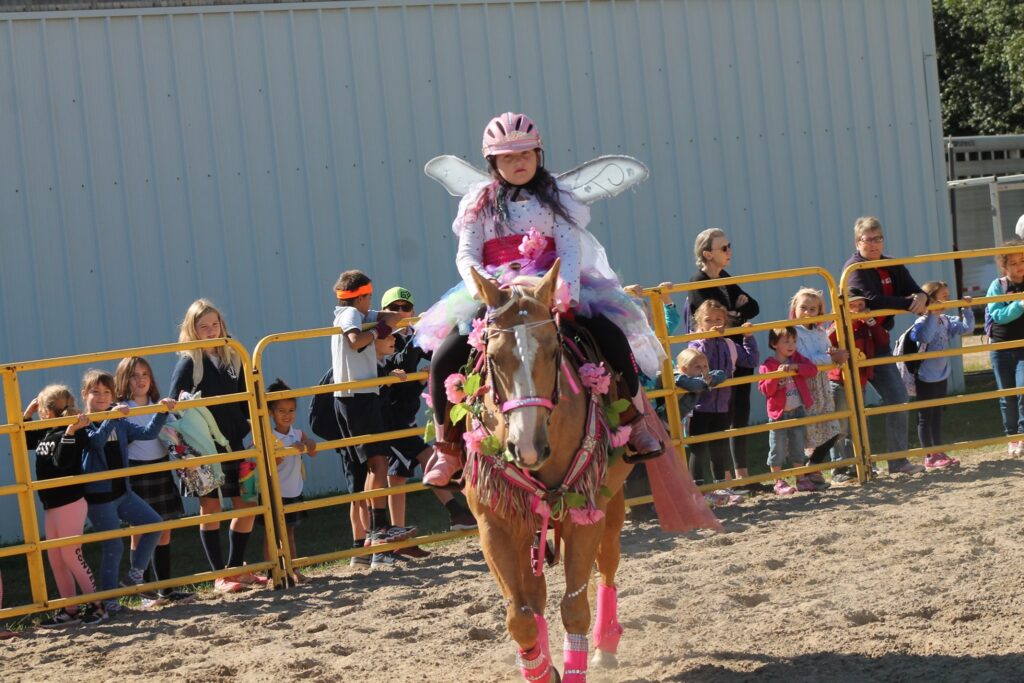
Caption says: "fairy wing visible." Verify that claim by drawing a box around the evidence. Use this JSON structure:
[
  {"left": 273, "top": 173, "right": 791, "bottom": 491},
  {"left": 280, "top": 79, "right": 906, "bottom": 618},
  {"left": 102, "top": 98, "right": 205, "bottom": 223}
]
[
  {"left": 423, "top": 155, "right": 490, "bottom": 197},
  {"left": 556, "top": 155, "right": 649, "bottom": 204}
]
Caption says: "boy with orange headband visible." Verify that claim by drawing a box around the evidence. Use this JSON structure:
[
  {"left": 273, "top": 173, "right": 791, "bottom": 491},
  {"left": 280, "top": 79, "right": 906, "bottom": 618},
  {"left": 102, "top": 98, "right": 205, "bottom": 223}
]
[{"left": 331, "top": 270, "right": 415, "bottom": 568}]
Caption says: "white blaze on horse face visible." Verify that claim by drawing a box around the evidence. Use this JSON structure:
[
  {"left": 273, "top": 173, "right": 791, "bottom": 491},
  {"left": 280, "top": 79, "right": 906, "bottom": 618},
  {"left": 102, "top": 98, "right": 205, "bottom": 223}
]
[{"left": 507, "top": 324, "right": 547, "bottom": 467}]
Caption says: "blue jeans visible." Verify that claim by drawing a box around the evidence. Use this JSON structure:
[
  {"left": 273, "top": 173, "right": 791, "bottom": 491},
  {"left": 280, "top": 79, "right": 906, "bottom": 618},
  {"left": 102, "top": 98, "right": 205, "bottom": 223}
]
[
  {"left": 87, "top": 491, "right": 162, "bottom": 592},
  {"left": 867, "top": 349, "right": 910, "bottom": 472},
  {"left": 767, "top": 407, "right": 807, "bottom": 469},
  {"left": 990, "top": 348, "right": 1024, "bottom": 436}
]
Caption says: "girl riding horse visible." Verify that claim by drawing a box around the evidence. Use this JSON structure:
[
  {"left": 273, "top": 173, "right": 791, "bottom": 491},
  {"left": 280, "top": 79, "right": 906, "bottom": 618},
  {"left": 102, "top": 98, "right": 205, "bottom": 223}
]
[{"left": 416, "top": 112, "right": 666, "bottom": 486}]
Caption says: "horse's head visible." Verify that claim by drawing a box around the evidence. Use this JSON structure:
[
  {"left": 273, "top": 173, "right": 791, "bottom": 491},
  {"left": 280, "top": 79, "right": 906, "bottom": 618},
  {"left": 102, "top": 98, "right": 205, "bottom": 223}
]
[{"left": 471, "top": 261, "right": 563, "bottom": 471}]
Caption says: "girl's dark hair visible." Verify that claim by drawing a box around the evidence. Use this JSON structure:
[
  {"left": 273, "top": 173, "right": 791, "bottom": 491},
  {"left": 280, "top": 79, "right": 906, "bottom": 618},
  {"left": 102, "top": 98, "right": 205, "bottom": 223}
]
[
  {"left": 266, "top": 377, "right": 292, "bottom": 409},
  {"left": 478, "top": 156, "right": 576, "bottom": 234},
  {"left": 114, "top": 356, "right": 161, "bottom": 404}
]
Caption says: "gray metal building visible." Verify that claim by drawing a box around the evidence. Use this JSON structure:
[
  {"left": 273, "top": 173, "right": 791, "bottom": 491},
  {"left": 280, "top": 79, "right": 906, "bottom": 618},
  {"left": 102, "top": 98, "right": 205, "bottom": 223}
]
[{"left": 0, "top": 0, "right": 950, "bottom": 541}]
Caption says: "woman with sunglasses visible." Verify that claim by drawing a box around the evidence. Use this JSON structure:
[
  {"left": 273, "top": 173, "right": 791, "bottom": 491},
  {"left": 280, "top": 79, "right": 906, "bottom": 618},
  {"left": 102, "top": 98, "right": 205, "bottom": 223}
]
[{"left": 687, "top": 228, "right": 764, "bottom": 491}]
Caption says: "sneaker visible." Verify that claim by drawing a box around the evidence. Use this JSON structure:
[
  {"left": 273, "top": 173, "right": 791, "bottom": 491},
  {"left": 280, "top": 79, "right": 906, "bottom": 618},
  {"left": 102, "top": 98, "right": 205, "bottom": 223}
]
[
  {"left": 349, "top": 554, "right": 371, "bottom": 567},
  {"left": 370, "top": 551, "right": 397, "bottom": 568},
  {"left": 214, "top": 578, "right": 244, "bottom": 594},
  {"left": 895, "top": 462, "right": 926, "bottom": 475},
  {"left": 795, "top": 476, "right": 818, "bottom": 492},
  {"left": 924, "top": 453, "right": 955, "bottom": 470},
  {"left": 449, "top": 508, "right": 478, "bottom": 531},
  {"left": 140, "top": 594, "right": 170, "bottom": 609},
  {"left": 79, "top": 604, "right": 108, "bottom": 626},
  {"left": 806, "top": 472, "right": 829, "bottom": 489},
  {"left": 1010, "top": 441, "right": 1023, "bottom": 456},
  {"left": 394, "top": 545, "right": 431, "bottom": 559},
  {"left": 704, "top": 491, "right": 742, "bottom": 507},
  {"left": 773, "top": 480, "right": 797, "bottom": 496},
  {"left": 38, "top": 609, "right": 81, "bottom": 628},
  {"left": 157, "top": 589, "right": 196, "bottom": 603},
  {"left": 103, "top": 599, "right": 122, "bottom": 614},
  {"left": 831, "top": 471, "right": 855, "bottom": 485},
  {"left": 230, "top": 572, "right": 270, "bottom": 587}
]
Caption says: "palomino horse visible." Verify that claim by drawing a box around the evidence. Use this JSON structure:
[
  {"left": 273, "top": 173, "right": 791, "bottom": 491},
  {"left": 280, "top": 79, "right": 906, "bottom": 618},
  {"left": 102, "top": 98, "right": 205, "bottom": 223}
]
[{"left": 463, "top": 262, "right": 635, "bottom": 683}]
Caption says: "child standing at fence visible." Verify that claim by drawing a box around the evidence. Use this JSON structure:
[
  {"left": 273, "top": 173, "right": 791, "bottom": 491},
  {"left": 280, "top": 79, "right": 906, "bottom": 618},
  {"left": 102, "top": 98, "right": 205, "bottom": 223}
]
[
  {"left": 790, "top": 288, "right": 846, "bottom": 488},
  {"left": 827, "top": 288, "right": 889, "bottom": 483},
  {"left": 80, "top": 370, "right": 173, "bottom": 612},
  {"left": 908, "top": 282, "right": 973, "bottom": 470},
  {"left": 169, "top": 299, "right": 263, "bottom": 593},
  {"left": 331, "top": 271, "right": 415, "bottom": 569},
  {"left": 261, "top": 379, "right": 317, "bottom": 583},
  {"left": 758, "top": 327, "right": 818, "bottom": 495},
  {"left": 23, "top": 387, "right": 105, "bottom": 626},
  {"left": 115, "top": 356, "right": 191, "bottom": 604},
  {"left": 687, "top": 300, "right": 758, "bottom": 500},
  {"left": 377, "top": 287, "right": 476, "bottom": 559},
  {"left": 986, "top": 241, "right": 1024, "bottom": 456}
]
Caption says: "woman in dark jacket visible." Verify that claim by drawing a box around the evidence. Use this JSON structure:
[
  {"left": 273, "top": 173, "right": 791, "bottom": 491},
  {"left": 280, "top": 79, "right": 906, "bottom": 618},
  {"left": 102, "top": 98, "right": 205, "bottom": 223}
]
[{"left": 688, "top": 227, "right": 764, "bottom": 490}]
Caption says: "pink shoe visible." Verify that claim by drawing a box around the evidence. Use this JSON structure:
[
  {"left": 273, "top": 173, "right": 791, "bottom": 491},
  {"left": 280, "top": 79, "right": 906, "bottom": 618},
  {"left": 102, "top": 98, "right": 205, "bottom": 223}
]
[
  {"left": 623, "top": 414, "right": 663, "bottom": 462},
  {"left": 422, "top": 445, "right": 464, "bottom": 488},
  {"left": 214, "top": 578, "right": 243, "bottom": 594},
  {"left": 773, "top": 480, "right": 797, "bottom": 496},
  {"left": 924, "top": 453, "right": 956, "bottom": 470},
  {"left": 795, "top": 476, "right": 818, "bottom": 492}
]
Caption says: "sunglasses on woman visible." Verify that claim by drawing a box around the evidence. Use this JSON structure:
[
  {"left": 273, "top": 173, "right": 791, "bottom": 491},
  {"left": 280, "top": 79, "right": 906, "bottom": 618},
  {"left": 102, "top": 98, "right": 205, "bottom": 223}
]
[{"left": 386, "top": 302, "right": 414, "bottom": 312}]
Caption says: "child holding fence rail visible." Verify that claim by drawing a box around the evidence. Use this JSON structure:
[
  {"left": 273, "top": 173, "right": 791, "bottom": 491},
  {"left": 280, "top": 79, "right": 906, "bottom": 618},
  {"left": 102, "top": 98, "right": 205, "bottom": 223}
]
[
  {"left": 115, "top": 356, "right": 191, "bottom": 604},
  {"left": 23, "top": 386, "right": 106, "bottom": 626},
  {"left": 169, "top": 299, "right": 264, "bottom": 593},
  {"left": 986, "top": 241, "right": 1024, "bottom": 457},
  {"left": 376, "top": 287, "right": 476, "bottom": 560},
  {"left": 687, "top": 300, "right": 758, "bottom": 504},
  {"left": 262, "top": 379, "right": 317, "bottom": 584},
  {"left": 758, "top": 327, "right": 818, "bottom": 496},
  {"left": 790, "top": 287, "right": 847, "bottom": 488},
  {"left": 906, "top": 281, "right": 973, "bottom": 470},
  {"left": 80, "top": 370, "right": 174, "bottom": 613},
  {"left": 827, "top": 288, "right": 888, "bottom": 484},
  {"left": 331, "top": 271, "right": 415, "bottom": 569}
]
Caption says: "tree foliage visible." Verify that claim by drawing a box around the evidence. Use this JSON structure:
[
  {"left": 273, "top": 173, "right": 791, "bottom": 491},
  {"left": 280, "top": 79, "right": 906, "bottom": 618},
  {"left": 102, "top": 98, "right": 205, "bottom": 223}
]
[{"left": 934, "top": 0, "right": 1024, "bottom": 136}]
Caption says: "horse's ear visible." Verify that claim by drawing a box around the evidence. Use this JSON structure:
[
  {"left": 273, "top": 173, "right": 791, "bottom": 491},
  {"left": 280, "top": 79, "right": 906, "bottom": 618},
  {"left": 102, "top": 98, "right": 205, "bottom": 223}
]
[
  {"left": 470, "top": 268, "right": 503, "bottom": 308},
  {"left": 534, "top": 259, "right": 561, "bottom": 307}
]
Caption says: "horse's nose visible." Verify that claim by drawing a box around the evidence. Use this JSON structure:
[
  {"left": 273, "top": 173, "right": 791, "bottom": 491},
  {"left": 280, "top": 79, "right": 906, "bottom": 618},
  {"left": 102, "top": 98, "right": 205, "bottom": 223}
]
[{"left": 506, "top": 441, "right": 551, "bottom": 470}]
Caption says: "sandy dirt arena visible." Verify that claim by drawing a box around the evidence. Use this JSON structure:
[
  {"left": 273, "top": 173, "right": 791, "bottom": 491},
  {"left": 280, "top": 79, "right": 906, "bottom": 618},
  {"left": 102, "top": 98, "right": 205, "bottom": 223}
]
[{"left": 5, "top": 449, "right": 1024, "bottom": 682}]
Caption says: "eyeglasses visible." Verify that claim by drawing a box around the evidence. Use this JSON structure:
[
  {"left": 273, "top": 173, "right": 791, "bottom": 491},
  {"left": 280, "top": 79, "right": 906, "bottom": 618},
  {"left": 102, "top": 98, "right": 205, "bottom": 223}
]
[
  {"left": 386, "top": 302, "right": 414, "bottom": 312},
  {"left": 717, "top": 243, "right": 732, "bottom": 252},
  {"left": 859, "top": 235, "right": 884, "bottom": 244}
]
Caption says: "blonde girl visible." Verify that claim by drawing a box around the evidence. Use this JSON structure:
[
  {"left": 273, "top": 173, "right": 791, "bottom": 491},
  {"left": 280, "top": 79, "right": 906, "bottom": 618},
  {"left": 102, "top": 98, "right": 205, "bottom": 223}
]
[
  {"left": 986, "top": 241, "right": 1024, "bottom": 456},
  {"left": 115, "top": 356, "right": 190, "bottom": 603},
  {"left": 789, "top": 287, "right": 847, "bottom": 487},
  {"left": 23, "top": 386, "right": 105, "bottom": 626},
  {"left": 169, "top": 299, "right": 263, "bottom": 593}
]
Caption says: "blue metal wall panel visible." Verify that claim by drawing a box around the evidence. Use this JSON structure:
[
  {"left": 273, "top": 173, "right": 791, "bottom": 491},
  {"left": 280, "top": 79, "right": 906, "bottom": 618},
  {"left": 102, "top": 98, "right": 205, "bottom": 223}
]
[{"left": 0, "top": 0, "right": 948, "bottom": 541}]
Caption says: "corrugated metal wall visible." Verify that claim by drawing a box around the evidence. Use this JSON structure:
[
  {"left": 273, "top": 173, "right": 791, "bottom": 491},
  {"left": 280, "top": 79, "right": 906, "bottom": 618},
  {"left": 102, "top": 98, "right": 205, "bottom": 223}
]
[{"left": 0, "top": 0, "right": 950, "bottom": 541}]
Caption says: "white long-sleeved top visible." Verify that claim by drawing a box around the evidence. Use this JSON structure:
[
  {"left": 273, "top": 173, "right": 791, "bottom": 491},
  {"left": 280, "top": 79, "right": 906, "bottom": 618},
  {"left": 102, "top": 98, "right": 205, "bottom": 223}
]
[
  {"left": 795, "top": 325, "right": 832, "bottom": 366},
  {"left": 454, "top": 181, "right": 589, "bottom": 302}
]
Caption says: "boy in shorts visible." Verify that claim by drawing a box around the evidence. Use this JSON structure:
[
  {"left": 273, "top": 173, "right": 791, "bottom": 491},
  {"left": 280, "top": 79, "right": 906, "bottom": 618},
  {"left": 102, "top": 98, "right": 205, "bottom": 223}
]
[
  {"left": 377, "top": 287, "right": 477, "bottom": 559},
  {"left": 331, "top": 270, "right": 416, "bottom": 568}
]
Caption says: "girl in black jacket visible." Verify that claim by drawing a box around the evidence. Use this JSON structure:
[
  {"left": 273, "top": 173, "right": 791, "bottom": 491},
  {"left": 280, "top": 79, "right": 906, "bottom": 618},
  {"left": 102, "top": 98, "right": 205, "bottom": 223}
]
[{"left": 24, "top": 385, "right": 104, "bottom": 626}]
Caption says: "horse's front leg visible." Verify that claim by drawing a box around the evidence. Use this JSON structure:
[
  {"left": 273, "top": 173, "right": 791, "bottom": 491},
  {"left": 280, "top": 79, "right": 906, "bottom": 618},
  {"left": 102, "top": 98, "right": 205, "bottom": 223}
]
[
  {"left": 559, "top": 515, "right": 606, "bottom": 683},
  {"left": 469, "top": 494, "right": 557, "bottom": 682},
  {"left": 592, "top": 489, "right": 626, "bottom": 669}
]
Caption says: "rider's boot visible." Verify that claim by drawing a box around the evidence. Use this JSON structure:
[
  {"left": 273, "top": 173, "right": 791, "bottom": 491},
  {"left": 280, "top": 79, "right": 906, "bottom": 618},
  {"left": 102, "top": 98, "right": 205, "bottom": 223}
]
[
  {"left": 423, "top": 419, "right": 465, "bottom": 488},
  {"left": 619, "top": 398, "right": 663, "bottom": 463}
]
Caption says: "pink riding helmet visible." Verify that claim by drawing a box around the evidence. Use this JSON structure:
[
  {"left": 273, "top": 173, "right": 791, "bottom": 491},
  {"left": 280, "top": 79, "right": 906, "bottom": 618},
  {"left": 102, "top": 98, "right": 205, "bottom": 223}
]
[{"left": 481, "top": 112, "right": 543, "bottom": 158}]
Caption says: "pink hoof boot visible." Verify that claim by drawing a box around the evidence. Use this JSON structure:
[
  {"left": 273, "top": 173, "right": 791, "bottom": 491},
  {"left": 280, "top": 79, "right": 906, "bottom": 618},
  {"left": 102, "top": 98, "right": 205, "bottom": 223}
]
[
  {"left": 422, "top": 444, "right": 463, "bottom": 488},
  {"left": 592, "top": 584, "right": 624, "bottom": 656},
  {"left": 518, "top": 614, "right": 554, "bottom": 682},
  {"left": 562, "top": 633, "right": 589, "bottom": 682}
]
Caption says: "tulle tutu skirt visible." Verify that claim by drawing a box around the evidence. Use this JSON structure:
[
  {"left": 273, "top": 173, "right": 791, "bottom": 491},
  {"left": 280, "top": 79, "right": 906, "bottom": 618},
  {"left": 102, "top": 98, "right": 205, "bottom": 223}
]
[{"left": 414, "top": 257, "right": 666, "bottom": 377}]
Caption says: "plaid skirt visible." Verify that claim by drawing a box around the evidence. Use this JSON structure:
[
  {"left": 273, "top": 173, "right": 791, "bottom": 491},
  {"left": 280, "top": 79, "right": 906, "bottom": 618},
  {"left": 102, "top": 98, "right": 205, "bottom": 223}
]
[{"left": 128, "top": 456, "right": 185, "bottom": 520}]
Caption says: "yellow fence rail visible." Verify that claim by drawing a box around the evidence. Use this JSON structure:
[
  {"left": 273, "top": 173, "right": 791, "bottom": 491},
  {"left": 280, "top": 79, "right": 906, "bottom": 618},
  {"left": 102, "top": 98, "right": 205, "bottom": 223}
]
[{"left": 3, "top": 247, "right": 1022, "bottom": 620}]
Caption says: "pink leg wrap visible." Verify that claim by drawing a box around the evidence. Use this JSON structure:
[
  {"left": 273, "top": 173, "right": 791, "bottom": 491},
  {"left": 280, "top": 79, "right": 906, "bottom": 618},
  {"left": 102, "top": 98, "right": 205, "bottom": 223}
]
[
  {"left": 562, "top": 632, "right": 589, "bottom": 682},
  {"left": 592, "top": 583, "right": 624, "bottom": 654},
  {"left": 517, "top": 613, "right": 553, "bottom": 682}
]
